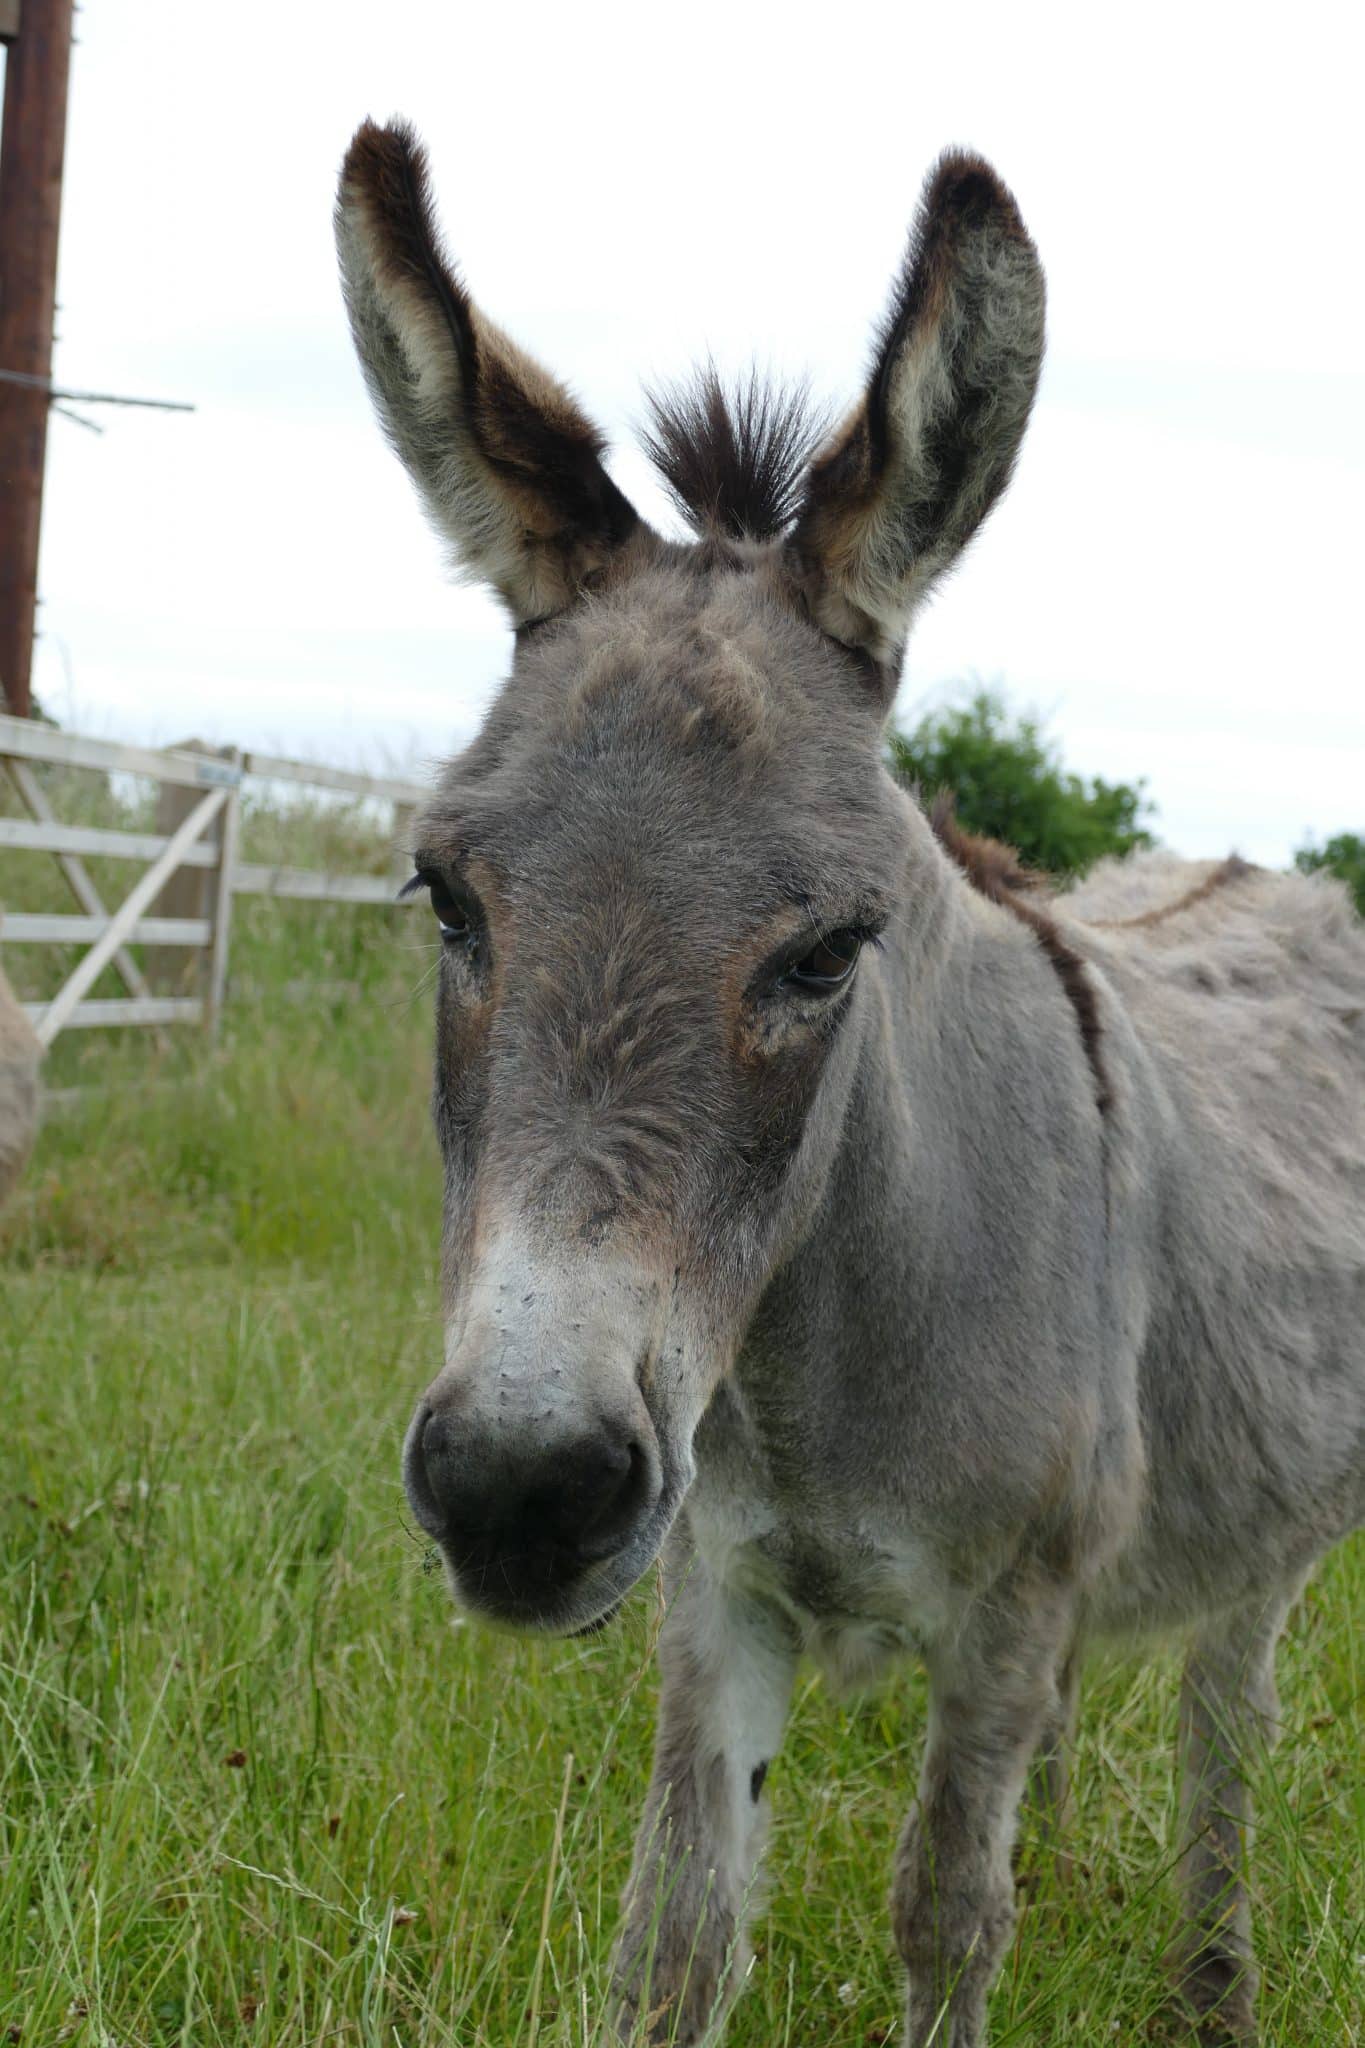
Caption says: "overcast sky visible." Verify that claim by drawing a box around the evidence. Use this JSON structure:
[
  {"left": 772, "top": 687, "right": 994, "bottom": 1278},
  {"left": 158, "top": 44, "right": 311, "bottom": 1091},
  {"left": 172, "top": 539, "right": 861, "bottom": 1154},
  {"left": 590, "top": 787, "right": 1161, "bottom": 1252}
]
[{"left": 11, "top": 0, "right": 1364, "bottom": 862}]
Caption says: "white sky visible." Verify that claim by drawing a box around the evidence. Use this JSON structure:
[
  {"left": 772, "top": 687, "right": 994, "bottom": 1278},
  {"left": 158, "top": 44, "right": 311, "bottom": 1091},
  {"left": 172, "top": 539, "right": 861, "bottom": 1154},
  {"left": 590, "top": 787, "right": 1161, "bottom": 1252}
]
[{"left": 11, "top": 0, "right": 1364, "bottom": 862}]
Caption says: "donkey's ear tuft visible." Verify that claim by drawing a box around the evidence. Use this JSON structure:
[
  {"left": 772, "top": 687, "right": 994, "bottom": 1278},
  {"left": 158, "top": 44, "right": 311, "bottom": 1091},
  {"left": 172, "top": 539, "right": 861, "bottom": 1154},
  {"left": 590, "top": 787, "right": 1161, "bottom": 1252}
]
[
  {"left": 791, "top": 150, "right": 1044, "bottom": 675},
  {"left": 335, "top": 119, "right": 642, "bottom": 623}
]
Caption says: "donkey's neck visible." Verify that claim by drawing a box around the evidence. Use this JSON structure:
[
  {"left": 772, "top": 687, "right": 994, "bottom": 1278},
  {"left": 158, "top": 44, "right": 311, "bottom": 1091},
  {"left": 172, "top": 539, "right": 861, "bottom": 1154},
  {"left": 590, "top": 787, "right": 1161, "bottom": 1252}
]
[
  {"left": 740, "top": 840, "right": 1107, "bottom": 1418},
  {"left": 695, "top": 834, "right": 1114, "bottom": 1626}
]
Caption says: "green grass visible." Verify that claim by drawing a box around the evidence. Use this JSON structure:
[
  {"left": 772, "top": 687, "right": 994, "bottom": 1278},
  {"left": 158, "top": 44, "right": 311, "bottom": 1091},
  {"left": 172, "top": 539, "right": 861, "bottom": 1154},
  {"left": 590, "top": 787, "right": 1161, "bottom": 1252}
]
[{"left": 2, "top": 801, "right": 1362, "bottom": 2046}]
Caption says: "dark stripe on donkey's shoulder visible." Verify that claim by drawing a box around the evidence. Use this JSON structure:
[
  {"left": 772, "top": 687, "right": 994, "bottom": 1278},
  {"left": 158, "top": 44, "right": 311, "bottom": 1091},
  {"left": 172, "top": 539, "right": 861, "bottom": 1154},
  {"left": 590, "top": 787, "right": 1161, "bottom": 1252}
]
[{"left": 928, "top": 794, "right": 1113, "bottom": 1116}]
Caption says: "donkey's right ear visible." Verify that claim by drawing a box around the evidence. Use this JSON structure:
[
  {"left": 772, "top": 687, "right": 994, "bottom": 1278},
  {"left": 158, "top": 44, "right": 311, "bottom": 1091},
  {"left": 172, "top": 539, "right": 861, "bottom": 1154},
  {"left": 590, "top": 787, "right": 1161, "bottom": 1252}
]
[{"left": 335, "top": 120, "right": 642, "bottom": 624}]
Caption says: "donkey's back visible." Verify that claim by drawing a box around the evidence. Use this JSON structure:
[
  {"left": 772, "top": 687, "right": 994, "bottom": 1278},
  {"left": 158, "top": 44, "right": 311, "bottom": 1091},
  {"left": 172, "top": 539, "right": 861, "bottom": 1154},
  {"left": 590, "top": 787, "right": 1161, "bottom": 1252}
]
[{"left": 1067, "top": 852, "right": 1365, "bottom": 1629}]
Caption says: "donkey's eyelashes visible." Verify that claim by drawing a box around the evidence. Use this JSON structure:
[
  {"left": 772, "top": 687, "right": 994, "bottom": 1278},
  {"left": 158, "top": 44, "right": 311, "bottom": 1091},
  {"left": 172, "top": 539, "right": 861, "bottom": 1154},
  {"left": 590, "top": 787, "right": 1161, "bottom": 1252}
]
[{"left": 782, "top": 929, "right": 863, "bottom": 994}]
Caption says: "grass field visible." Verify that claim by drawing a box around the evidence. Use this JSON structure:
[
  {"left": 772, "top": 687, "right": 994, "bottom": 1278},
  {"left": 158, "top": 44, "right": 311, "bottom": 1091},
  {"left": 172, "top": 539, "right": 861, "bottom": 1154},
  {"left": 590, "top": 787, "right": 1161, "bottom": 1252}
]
[{"left": 1, "top": 792, "right": 1362, "bottom": 2046}]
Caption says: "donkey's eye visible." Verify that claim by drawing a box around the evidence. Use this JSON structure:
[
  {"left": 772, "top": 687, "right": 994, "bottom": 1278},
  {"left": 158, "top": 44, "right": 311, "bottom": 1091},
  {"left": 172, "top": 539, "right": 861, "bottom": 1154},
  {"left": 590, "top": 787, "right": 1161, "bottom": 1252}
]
[
  {"left": 433, "top": 897, "right": 470, "bottom": 942},
  {"left": 784, "top": 929, "right": 862, "bottom": 993},
  {"left": 431, "top": 884, "right": 473, "bottom": 944},
  {"left": 407, "top": 869, "right": 477, "bottom": 947}
]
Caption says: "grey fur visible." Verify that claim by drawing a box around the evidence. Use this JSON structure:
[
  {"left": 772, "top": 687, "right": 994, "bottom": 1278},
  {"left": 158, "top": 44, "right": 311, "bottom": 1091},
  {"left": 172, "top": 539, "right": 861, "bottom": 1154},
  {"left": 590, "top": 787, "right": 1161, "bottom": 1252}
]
[
  {"left": 337, "top": 124, "right": 1365, "bottom": 2047},
  {"left": 0, "top": 939, "right": 41, "bottom": 1210}
]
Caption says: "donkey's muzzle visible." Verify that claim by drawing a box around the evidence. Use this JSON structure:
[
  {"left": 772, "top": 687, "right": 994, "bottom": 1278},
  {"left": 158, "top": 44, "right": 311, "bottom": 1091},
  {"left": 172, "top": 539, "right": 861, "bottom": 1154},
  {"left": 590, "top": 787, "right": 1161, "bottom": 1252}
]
[{"left": 405, "top": 1400, "right": 661, "bottom": 1621}]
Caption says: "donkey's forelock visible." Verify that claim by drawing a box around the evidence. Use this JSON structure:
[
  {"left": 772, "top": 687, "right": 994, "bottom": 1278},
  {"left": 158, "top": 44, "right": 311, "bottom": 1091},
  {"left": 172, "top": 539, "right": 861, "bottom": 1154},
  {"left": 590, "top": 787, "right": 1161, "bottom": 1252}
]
[{"left": 640, "top": 369, "right": 831, "bottom": 545}]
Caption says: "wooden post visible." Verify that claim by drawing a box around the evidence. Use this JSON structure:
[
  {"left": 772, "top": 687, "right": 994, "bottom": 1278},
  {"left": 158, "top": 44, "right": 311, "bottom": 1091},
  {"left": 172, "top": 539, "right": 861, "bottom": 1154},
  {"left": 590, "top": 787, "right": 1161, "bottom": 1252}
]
[
  {"left": 0, "top": 0, "right": 76, "bottom": 717},
  {"left": 392, "top": 800, "right": 417, "bottom": 884},
  {"left": 206, "top": 755, "right": 242, "bottom": 1037},
  {"left": 147, "top": 740, "right": 233, "bottom": 995}
]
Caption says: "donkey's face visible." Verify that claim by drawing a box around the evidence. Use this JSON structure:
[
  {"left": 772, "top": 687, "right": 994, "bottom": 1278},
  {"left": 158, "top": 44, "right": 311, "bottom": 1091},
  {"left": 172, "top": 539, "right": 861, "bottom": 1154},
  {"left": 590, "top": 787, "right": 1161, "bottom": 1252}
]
[{"left": 337, "top": 122, "right": 1044, "bottom": 1632}]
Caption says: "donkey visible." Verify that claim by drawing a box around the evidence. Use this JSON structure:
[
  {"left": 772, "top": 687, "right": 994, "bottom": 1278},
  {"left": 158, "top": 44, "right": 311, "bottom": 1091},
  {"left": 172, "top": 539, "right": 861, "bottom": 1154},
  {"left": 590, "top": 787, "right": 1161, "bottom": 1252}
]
[
  {"left": 0, "top": 934, "right": 41, "bottom": 1211},
  {"left": 335, "top": 122, "right": 1365, "bottom": 2046}
]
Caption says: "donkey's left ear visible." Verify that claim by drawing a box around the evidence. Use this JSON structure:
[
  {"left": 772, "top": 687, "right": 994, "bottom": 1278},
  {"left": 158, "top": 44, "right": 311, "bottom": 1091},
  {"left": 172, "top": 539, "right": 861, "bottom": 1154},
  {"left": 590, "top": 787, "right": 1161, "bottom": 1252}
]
[
  {"left": 791, "top": 152, "right": 1044, "bottom": 674},
  {"left": 335, "top": 119, "right": 643, "bottom": 624}
]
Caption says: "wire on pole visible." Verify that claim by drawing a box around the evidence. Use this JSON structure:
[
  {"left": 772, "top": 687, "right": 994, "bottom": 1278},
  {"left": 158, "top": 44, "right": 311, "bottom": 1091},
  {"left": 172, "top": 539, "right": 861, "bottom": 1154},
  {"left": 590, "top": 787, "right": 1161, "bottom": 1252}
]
[{"left": 0, "top": 366, "right": 196, "bottom": 412}]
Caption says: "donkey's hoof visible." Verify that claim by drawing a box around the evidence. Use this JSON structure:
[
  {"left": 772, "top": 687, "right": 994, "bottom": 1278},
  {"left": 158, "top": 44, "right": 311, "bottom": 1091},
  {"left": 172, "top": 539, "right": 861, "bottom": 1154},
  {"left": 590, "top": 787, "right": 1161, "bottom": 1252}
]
[
  {"left": 1166, "top": 1944, "right": 1258, "bottom": 2044},
  {"left": 1188, "top": 2013, "right": 1256, "bottom": 2048}
]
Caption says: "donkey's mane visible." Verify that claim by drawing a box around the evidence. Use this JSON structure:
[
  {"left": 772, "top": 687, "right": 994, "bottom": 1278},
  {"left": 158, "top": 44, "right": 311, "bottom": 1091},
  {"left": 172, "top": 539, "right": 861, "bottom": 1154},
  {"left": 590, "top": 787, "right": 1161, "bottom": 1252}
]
[
  {"left": 927, "top": 794, "right": 1045, "bottom": 902},
  {"left": 641, "top": 369, "right": 829, "bottom": 543},
  {"left": 928, "top": 794, "right": 1113, "bottom": 1115}
]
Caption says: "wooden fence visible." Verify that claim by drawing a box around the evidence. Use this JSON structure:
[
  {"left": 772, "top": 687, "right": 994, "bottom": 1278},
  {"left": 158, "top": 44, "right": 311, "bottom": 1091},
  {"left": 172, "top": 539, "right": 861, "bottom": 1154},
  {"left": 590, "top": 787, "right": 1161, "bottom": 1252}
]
[{"left": 0, "top": 712, "right": 426, "bottom": 1046}]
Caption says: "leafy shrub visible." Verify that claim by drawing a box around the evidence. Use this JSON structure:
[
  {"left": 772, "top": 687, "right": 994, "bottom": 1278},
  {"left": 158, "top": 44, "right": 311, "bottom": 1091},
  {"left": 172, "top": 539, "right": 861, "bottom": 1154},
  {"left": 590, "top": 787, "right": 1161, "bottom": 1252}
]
[
  {"left": 1294, "top": 832, "right": 1365, "bottom": 916},
  {"left": 889, "top": 690, "right": 1154, "bottom": 877}
]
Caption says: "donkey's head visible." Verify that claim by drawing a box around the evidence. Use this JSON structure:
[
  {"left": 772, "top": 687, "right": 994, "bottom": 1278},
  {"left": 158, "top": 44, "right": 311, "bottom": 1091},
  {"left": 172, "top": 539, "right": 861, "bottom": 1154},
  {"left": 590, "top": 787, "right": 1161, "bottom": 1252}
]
[{"left": 337, "top": 121, "right": 1044, "bottom": 1632}]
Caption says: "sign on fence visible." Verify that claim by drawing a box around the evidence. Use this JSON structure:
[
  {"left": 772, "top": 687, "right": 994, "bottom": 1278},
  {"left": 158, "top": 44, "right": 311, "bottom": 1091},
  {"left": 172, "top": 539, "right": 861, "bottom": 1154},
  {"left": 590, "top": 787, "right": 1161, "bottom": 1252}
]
[{"left": 0, "top": 713, "right": 426, "bottom": 1046}]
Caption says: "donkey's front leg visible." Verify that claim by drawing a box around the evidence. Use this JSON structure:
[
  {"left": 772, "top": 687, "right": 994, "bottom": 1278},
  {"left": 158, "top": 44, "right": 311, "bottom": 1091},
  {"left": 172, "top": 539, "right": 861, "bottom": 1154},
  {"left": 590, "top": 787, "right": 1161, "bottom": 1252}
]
[
  {"left": 893, "top": 1573, "right": 1076, "bottom": 2048},
  {"left": 611, "top": 1551, "right": 797, "bottom": 2045}
]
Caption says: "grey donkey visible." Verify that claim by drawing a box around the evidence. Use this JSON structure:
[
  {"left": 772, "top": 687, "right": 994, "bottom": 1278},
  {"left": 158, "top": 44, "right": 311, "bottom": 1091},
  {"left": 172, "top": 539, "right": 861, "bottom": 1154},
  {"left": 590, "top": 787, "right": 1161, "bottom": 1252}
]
[
  {"left": 0, "top": 933, "right": 41, "bottom": 1210},
  {"left": 335, "top": 120, "right": 1365, "bottom": 2046}
]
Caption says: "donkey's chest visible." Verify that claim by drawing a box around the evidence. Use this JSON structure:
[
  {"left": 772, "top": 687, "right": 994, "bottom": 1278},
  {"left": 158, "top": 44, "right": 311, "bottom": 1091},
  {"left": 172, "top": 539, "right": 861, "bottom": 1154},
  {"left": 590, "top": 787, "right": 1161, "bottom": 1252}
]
[{"left": 686, "top": 1482, "right": 957, "bottom": 1690}]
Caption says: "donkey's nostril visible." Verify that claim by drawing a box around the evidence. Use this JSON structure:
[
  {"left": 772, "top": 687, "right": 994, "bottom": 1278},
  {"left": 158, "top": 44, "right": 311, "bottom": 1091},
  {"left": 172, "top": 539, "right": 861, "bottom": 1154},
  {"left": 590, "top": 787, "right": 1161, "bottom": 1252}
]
[
  {"left": 402, "top": 1402, "right": 447, "bottom": 1536},
  {"left": 558, "top": 1436, "right": 629, "bottom": 1531},
  {"left": 573, "top": 1436, "right": 651, "bottom": 1559}
]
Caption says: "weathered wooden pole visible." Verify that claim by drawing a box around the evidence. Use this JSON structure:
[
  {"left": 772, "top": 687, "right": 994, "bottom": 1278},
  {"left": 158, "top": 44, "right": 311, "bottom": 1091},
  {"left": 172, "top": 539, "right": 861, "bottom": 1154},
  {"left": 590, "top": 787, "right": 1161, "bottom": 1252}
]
[{"left": 0, "top": 0, "right": 76, "bottom": 717}]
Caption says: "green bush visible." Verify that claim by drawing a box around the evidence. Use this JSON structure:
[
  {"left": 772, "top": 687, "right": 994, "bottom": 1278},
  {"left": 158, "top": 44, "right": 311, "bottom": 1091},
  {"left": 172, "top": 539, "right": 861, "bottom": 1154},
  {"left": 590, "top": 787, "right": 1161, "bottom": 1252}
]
[
  {"left": 1294, "top": 831, "right": 1365, "bottom": 915},
  {"left": 889, "top": 690, "right": 1155, "bottom": 877}
]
